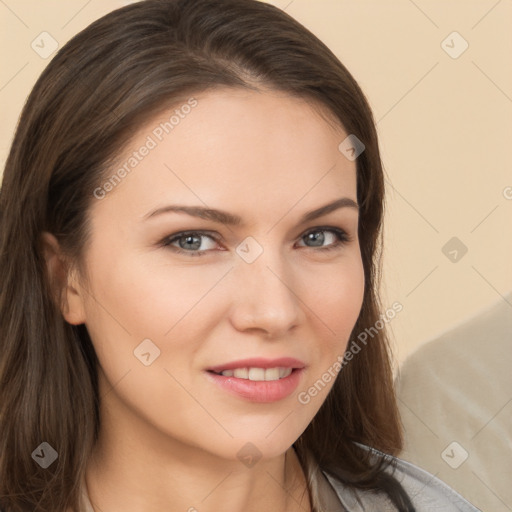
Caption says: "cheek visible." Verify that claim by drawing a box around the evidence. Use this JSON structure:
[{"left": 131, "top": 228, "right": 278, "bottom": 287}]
[
  {"left": 80, "top": 248, "right": 231, "bottom": 393},
  {"left": 84, "top": 251, "right": 221, "bottom": 338},
  {"left": 309, "top": 251, "right": 365, "bottom": 345},
  {"left": 293, "top": 252, "right": 364, "bottom": 414},
  {"left": 79, "top": 252, "right": 223, "bottom": 438}
]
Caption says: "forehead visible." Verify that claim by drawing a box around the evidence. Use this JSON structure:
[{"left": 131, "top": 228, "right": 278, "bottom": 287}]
[{"left": 91, "top": 88, "right": 357, "bottom": 225}]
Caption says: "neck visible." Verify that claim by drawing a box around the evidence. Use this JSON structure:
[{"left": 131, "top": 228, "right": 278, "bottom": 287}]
[{"left": 85, "top": 443, "right": 311, "bottom": 512}]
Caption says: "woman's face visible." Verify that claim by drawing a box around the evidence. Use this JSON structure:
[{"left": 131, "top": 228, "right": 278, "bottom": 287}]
[{"left": 68, "top": 87, "right": 364, "bottom": 461}]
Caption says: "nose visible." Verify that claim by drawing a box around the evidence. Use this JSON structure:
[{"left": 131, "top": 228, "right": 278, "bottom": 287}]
[{"left": 228, "top": 246, "right": 304, "bottom": 339}]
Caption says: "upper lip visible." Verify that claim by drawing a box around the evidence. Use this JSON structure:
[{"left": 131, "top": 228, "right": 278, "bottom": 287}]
[{"left": 207, "top": 357, "right": 306, "bottom": 373}]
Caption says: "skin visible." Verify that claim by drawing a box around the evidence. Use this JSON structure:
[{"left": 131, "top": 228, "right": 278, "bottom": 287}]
[{"left": 43, "top": 87, "right": 365, "bottom": 512}]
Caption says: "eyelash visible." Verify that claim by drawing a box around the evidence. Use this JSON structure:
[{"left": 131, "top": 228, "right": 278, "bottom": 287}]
[{"left": 159, "top": 226, "right": 352, "bottom": 258}]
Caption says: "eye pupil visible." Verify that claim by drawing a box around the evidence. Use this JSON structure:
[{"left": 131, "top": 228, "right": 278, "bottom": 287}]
[
  {"left": 306, "top": 231, "right": 325, "bottom": 247},
  {"left": 181, "top": 234, "right": 201, "bottom": 250}
]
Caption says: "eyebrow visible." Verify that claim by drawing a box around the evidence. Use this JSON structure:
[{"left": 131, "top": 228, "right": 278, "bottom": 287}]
[{"left": 143, "top": 197, "right": 359, "bottom": 226}]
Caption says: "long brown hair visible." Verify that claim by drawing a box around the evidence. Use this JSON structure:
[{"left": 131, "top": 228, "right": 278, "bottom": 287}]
[{"left": 0, "top": 1, "right": 410, "bottom": 510}]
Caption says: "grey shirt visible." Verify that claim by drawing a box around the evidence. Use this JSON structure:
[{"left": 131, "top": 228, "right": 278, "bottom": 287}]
[{"left": 318, "top": 453, "right": 482, "bottom": 511}]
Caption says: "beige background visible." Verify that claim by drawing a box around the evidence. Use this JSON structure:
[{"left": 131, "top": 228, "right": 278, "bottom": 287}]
[{"left": 1, "top": 0, "right": 511, "bottom": 365}]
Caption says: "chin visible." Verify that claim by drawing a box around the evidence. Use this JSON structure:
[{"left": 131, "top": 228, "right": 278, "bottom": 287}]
[{"left": 212, "top": 421, "right": 307, "bottom": 463}]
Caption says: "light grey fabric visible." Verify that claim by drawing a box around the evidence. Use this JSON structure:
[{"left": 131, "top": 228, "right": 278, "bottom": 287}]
[
  {"left": 396, "top": 293, "right": 512, "bottom": 511},
  {"left": 322, "top": 452, "right": 482, "bottom": 511}
]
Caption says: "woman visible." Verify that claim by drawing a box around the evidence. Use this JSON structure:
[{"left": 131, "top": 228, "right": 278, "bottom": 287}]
[{"left": 0, "top": 0, "right": 481, "bottom": 510}]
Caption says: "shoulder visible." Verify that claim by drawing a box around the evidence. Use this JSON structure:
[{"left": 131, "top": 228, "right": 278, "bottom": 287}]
[{"left": 322, "top": 449, "right": 482, "bottom": 511}]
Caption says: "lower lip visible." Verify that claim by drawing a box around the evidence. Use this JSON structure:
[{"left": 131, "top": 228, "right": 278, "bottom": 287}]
[{"left": 204, "top": 368, "right": 304, "bottom": 403}]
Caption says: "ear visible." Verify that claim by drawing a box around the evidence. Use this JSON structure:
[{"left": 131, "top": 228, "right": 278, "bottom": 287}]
[{"left": 40, "top": 231, "right": 87, "bottom": 325}]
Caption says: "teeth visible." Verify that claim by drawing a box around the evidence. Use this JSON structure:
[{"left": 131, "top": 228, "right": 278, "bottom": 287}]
[
  {"left": 220, "top": 367, "right": 293, "bottom": 381},
  {"left": 259, "top": 367, "right": 279, "bottom": 381},
  {"left": 233, "top": 368, "right": 249, "bottom": 379},
  {"left": 248, "top": 368, "right": 265, "bottom": 381},
  {"left": 279, "top": 368, "right": 293, "bottom": 378}
]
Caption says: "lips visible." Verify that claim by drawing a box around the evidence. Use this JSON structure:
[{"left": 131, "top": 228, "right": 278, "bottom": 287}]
[{"left": 204, "top": 357, "right": 306, "bottom": 403}]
